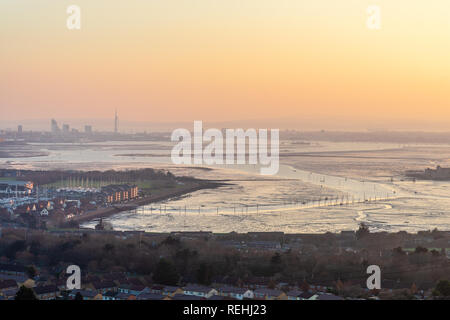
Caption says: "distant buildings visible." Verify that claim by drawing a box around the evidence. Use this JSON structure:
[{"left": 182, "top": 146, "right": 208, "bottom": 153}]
[
  {"left": 84, "top": 125, "right": 92, "bottom": 134},
  {"left": 49, "top": 119, "right": 93, "bottom": 136},
  {"left": 114, "top": 109, "right": 118, "bottom": 134},
  {"left": 101, "top": 184, "right": 139, "bottom": 204},
  {"left": 0, "top": 264, "right": 27, "bottom": 277},
  {"left": 1, "top": 116, "right": 166, "bottom": 144},
  {"left": 408, "top": 165, "right": 450, "bottom": 181},
  {"left": 0, "top": 180, "right": 34, "bottom": 197},
  {"left": 183, "top": 285, "right": 218, "bottom": 298},
  {"left": 51, "top": 119, "right": 60, "bottom": 135},
  {"left": 424, "top": 165, "right": 450, "bottom": 179},
  {"left": 95, "top": 218, "right": 113, "bottom": 231}
]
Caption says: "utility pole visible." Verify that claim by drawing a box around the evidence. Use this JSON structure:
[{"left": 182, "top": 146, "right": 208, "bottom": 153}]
[{"left": 114, "top": 109, "right": 118, "bottom": 134}]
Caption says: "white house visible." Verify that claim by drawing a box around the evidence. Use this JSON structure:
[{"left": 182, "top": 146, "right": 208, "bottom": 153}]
[
  {"left": 183, "top": 285, "right": 218, "bottom": 298},
  {"left": 253, "top": 288, "right": 287, "bottom": 300},
  {"left": 219, "top": 286, "right": 254, "bottom": 300}
]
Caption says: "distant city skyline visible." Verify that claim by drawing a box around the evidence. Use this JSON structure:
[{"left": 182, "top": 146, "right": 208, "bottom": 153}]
[
  {"left": 2, "top": 115, "right": 450, "bottom": 133},
  {"left": 1, "top": 1, "right": 449, "bottom": 131}
]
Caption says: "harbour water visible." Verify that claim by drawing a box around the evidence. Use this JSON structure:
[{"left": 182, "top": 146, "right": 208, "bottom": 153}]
[{"left": 3, "top": 140, "right": 450, "bottom": 233}]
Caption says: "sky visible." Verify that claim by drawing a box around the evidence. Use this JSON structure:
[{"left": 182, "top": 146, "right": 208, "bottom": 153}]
[{"left": 1, "top": 1, "right": 449, "bottom": 131}]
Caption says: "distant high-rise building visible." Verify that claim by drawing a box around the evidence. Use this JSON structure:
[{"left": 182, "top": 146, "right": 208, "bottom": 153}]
[
  {"left": 51, "top": 119, "right": 60, "bottom": 134},
  {"left": 62, "top": 124, "right": 70, "bottom": 134},
  {"left": 17, "top": 125, "right": 23, "bottom": 134},
  {"left": 114, "top": 109, "right": 118, "bottom": 134},
  {"left": 85, "top": 125, "right": 92, "bottom": 134}
]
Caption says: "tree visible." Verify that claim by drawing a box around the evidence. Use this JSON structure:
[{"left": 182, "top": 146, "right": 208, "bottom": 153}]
[
  {"left": 270, "top": 253, "right": 282, "bottom": 265},
  {"left": 103, "top": 243, "right": 115, "bottom": 254},
  {"left": 29, "top": 240, "right": 41, "bottom": 256},
  {"left": 393, "top": 247, "right": 406, "bottom": 256},
  {"left": 196, "top": 262, "right": 213, "bottom": 285},
  {"left": 430, "top": 249, "right": 440, "bottom": 257},
  {"left": 356, "top": 223, "right": 370, "bottom": 240},
  {"left": 432, "top": 280, "right": 450, "bottom": 298},
  {"left": 15, "top": 285, "right": 38, "bottom": 300},
  {"left": 300, "top": 281, "right": 310, "bottom": 292},
  {"left": 267, "top": 279, "right": 276, "bottom": 289},
  {"left": 75, "top": 292, "right": 83, "bottom": 300},
  {"left": 27, "top": 265, "right": 37, "bottom": 279},
  {"left": 5, "top": 240, "right": 26, "bottom": 259},
  {"left": 414, "top": 246, "right": 428, "bottom": 254},
  {"left": 269, "top": 252, "right": 283, "bottom": 274},
  {"left": 161, "top": 236, "right": 180, "bottom": 246},
  {"left": 153, "top": 259, "right": 179, "bottom": 286}
]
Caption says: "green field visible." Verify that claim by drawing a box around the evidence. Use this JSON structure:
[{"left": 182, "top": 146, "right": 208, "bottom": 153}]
[
  {"left": 44, "top": 179, "right": 112, "bottom": 189},
  {"left": 135, "top": 179, "right": 177, "bottom": 190},
  {"left": 43, "top": 178, "right": 180, "bottom": 194}
]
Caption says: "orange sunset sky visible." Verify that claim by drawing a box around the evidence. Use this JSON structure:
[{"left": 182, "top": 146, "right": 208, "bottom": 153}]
[{"left": 1, "top": 1, "right": 449, "bottom": 131}]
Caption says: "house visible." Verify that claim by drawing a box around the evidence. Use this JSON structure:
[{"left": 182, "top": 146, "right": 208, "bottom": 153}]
[
  {"left": 102, "top": 291, "right": 118, "bottom": 300},
  {"left": 115, "top": 292, "right": 136, "bottom": 300},
  {"left": 136, "top": 292, "right": 166, "bottom": 300},
  {"left": 101, "top": 185, "right": 138, "bottom": 204},
  {"left": 34, "top": 285, "right": 59, "bottom": 300},
  {"left": 219, "top": 286, "right": 254, "bottom": 300},
  {"left": 310, "top": 284, "right": 328, "bottom": 292},
  {"left": 0, "top": 180, "right": 33, "bottom": 196},
  {"left": 298, "top": 291, "right": 316, "bottom": 300},
  {"left": 118, "top": 283, "right": 147, "bottom": 296},
  {"left": 183, "top": 285, "right": 218, "bottom": 298},
  {"left": 286, "top": 290, "right": 304, "bottom": 300},
  {"left": 208, "top": 295, "right": 229, "bottom": 300},
  {"left": 0, "top": 287, "right": 18, "bottom": 299},
  {"left": 0, "top": 263, "right": 27, "bottom": 276},
  {"left": 149, "top": 284, "right": 164, "bottom": 294},
  {"left": 148, "top": 284, "right": 181, "bottom": 296},
  {"left": 253, "top": 288, "right": 287, "bottom": 300},
  {"left": 161, "top": 285, "right": 184, "bottom": 297},
  {"left": 312, "top": 293, "right": 344, "bottom": 301},
  {"left": 0, "top": 274, "right": 27, "bottom": 285},
  {"left": 0, "top": 279, "right": 17, "bottom": 291},
  {"left": 170, "top": 293, "right": 205, "bottom": 300},
  {"left": 68, "top": 289, "right": 102, "bottom": 300}
]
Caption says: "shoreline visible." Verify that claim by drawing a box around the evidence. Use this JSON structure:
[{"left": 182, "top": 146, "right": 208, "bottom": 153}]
[
  {"left": 69, "top": 180, "right": 226, "bottom": 224},
  {"left": 0, "top": 151, "right": 49, "bottom": 158}
]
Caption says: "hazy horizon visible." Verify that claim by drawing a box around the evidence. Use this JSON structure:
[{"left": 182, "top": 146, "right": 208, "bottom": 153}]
[
  {"left": 3, "top": 116, "right": 450, "bottom": 133},
  {"left": 1, "top": 1, "right": 450, "bottom": 131}
]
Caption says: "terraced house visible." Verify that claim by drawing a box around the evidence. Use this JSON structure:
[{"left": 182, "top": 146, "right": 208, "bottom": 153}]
[{"left": 101, "top": 185, "right": 139, "bottom": 204}]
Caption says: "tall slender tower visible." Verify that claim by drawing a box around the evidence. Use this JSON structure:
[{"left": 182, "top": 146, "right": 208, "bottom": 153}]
[{"left": 114, "top": 109, "right": 118, "bottom": 134}]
